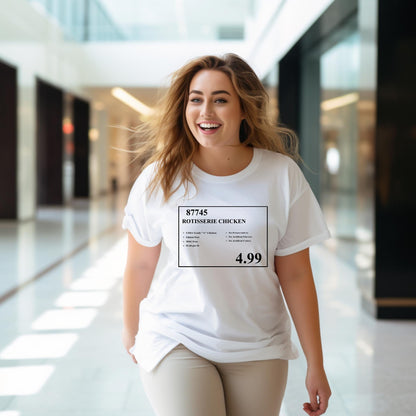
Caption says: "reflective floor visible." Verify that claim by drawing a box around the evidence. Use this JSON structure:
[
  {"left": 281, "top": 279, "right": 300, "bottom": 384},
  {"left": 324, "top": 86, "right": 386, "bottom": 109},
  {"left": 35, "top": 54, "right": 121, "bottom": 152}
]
[{"left": 0, "top": 191, "right": 415, "bottom": 416}]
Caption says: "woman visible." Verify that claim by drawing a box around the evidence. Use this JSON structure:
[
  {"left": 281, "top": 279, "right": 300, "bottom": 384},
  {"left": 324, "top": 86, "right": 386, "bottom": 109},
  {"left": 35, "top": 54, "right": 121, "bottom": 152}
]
[{"left": 122, "top": 53, "right": 331, "bottom": 416}]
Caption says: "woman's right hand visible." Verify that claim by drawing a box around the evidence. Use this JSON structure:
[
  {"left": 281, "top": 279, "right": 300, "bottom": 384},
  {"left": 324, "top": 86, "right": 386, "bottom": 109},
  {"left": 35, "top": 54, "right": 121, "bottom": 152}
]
[{"left": 122, "top": 328, "right": 138, "bottom": 364}]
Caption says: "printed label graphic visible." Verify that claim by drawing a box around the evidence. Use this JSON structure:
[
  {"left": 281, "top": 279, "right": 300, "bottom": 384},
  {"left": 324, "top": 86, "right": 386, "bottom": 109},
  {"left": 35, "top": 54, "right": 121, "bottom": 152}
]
[{"left": 178, "top": 206, "right": 268, "bottom": 267}]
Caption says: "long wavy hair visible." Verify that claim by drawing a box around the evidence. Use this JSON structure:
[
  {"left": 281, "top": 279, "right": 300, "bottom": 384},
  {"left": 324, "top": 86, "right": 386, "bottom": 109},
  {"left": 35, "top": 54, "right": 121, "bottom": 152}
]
[{"left": 133, "top": 53, "right": 298, "bottom": 201}]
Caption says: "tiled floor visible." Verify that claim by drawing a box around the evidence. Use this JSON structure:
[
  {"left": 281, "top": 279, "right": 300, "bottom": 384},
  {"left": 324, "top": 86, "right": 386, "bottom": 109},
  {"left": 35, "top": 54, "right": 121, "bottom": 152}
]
[{"left": 0, "top": 192, "right": 415, "bottom": 416}]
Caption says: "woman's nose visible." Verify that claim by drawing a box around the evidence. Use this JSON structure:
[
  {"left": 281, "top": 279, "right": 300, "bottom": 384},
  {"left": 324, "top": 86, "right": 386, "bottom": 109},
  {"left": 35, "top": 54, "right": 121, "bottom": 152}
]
[{"left": 201, "top": 102, "right": 214, "bottom": 117}]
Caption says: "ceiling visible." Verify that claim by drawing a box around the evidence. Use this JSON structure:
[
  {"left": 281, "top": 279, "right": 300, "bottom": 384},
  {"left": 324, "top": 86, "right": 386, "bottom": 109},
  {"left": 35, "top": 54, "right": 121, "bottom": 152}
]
[
  {"left": 85, "top": 86, "right": 165, "bottom": 125},
  {"left": 99, "top": 0, "right": 252, "bottom": 41}
]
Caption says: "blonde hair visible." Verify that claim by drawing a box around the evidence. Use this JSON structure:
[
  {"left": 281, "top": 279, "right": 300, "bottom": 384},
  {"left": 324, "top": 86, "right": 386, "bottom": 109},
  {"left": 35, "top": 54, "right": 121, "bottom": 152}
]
[{"left": 133, "top": 53, "right": 298, "bottom": 201}]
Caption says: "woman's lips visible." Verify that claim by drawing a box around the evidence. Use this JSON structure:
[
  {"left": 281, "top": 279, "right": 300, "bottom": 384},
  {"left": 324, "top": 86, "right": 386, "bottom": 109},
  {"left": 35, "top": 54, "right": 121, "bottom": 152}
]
[{"left": 198, "top": 122, "right": 222, "bottom": 134}]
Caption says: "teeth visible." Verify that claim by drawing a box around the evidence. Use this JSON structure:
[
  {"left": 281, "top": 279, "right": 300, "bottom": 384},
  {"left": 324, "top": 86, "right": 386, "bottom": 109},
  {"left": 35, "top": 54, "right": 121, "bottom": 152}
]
[{"left": 200, "top": 123, "right": 220, "bottom": 129}]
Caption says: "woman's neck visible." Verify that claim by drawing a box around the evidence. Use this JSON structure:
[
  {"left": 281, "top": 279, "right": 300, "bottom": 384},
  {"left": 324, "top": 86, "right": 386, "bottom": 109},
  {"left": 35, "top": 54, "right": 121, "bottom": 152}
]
[{"left": 193, "top": 145, "right": 253, "bottom": 176}]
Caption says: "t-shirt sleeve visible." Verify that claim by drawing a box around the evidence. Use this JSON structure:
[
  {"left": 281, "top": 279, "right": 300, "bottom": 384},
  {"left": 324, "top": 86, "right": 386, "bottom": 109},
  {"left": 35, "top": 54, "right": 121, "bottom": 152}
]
[
  {"left": 122, "top": 166, "right": 162, "bottom": 247},
  {"left": 275, "top": 161, "right": 330, "bottom": 256}
]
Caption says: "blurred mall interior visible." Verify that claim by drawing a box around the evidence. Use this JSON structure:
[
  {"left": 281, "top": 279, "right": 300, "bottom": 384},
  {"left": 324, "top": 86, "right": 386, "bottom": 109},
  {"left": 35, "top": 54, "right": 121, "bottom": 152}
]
[{"left": 0, "top": 0, "right": 415, "bottom": 415}]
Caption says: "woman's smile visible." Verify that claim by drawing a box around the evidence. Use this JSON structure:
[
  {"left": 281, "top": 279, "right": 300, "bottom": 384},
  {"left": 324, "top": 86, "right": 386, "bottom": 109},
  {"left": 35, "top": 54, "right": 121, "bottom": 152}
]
[{"left": 198, "top": 121, "right": 222, "bottom": 134}]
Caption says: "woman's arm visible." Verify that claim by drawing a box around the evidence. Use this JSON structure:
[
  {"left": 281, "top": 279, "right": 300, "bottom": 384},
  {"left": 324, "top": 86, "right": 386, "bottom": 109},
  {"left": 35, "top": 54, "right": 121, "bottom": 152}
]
[
  {"left": 275, "top": 248, "right": 331, "bottom": 416},
  {"left": 122, "top": 231, "right": 161, "bottom": 363}
]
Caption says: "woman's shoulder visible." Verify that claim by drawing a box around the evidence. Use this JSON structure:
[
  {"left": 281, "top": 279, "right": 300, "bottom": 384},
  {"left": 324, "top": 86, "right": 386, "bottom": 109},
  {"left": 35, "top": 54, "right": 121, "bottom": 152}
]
[
  {"left": 132, "top": 161, "right": 157, "bottom": 185},
  {"left": 256, "top": 148, "right": 298, "bottom": 171},
  {"left": 127, "top": 162, "right": 160, "bottom": 200},
  {"left": 256, "top": 148, "right": 306, "bottom": 193}
]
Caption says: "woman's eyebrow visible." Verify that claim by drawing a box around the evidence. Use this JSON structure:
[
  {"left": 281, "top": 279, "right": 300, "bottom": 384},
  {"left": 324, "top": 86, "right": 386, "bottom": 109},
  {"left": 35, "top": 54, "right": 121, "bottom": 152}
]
[
  {"left": 189, "top": 89, "right": 231, "bottom": 96},
  {"left": 212, "top": 90, "right": 231, "bottom": 96}
]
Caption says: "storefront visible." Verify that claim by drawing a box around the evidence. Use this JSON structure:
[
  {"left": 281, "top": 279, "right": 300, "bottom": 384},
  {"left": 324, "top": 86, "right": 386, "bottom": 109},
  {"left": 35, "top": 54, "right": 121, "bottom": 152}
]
[{"left": 278, "top": 0, "right": 416, "bottom": 319}]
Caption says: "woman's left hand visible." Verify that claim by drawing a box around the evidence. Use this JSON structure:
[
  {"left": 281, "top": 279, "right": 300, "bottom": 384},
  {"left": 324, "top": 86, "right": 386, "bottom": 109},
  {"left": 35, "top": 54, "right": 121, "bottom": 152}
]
[
  {"left": 122, "top": 327, "right": 138, "bottom": 364},
  {"left": 303, "top": 366, "right": 331, "bottom": 415}
]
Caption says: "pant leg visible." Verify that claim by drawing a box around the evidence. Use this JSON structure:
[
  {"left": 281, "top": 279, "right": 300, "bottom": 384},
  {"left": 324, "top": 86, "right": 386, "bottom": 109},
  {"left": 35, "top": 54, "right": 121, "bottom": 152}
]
[
  {"left": 217, "top": 358, "right": 288, "bottom": 416},
  {"left": 140, "top": 344, "right": 227, "bottom": 416}
]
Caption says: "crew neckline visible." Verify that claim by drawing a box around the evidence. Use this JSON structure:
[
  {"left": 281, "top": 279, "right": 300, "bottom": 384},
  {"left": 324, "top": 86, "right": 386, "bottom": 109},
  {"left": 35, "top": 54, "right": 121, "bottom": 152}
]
[{"left": 192, "top": 147, "right": 262, "bottom": 183}]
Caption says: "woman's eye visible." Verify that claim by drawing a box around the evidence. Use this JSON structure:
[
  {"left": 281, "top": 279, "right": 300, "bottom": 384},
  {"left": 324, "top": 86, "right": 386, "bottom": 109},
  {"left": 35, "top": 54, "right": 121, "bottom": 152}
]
[
  {"left": 215, "top": 98, "right": 227, "bottom": 104},
  {"left": 189, "top": 97, "right": 201, "bottom": 103}
]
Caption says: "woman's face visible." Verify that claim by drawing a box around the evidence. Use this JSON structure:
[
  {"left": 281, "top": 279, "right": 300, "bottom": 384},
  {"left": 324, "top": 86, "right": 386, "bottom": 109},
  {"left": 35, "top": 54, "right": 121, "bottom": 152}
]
[{"left": 185, "top": 69, "right": 244, "bottom": 149}]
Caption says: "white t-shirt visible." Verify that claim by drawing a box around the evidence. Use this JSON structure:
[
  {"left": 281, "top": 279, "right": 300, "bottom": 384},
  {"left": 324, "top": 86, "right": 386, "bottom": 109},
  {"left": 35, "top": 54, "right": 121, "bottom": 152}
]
[{"left": 123, "top": 148, "right": 330, "bottom": 372}]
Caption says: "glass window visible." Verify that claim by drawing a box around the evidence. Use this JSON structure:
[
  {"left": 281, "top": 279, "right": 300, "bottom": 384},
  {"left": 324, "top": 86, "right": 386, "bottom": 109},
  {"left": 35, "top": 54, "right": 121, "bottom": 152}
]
[{"left": 27, "top": 0, "right": 248, "bottom": 42}]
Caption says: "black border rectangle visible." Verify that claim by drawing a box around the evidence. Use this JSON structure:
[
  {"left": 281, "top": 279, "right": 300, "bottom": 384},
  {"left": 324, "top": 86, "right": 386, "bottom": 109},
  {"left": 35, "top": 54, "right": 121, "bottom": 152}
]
[{"left": 178, "top": 206, "right": 268, "bottom": 268}]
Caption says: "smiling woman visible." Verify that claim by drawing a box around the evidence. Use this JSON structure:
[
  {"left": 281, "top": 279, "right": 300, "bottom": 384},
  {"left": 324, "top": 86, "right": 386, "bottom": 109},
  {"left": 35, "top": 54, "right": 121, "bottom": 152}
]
[{"left": 123, "top": 53, "right": 331, "bottom": 416}]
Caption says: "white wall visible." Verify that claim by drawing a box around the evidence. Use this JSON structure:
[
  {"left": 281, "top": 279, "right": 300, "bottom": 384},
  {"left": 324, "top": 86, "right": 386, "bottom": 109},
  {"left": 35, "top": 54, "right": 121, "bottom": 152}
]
[
  {"left": 77, "top": 41, "right": 247, "bottom": 87},
  {"left": 0, "top": 0, "right": 85, "bottom": 93},
  {"left": 108, "top": 124, "right": 131, "bottom": 191},
  {"left": 17, "top": 67, "right": 37, "bottom": 220},
  {"left": 89, "top": 109, "right": 108, "bottom": 197}
]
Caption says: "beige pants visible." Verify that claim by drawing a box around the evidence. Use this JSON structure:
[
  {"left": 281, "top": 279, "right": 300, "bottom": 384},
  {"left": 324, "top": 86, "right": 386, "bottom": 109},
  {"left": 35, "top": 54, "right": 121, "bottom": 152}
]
[{"left": 140, "top": 344, "right": 288, "bottom": 416}]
